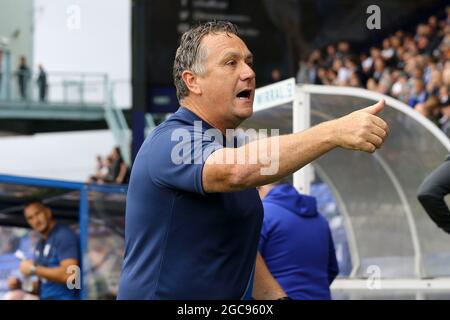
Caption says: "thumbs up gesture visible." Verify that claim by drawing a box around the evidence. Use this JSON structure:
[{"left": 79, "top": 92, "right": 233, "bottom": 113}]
[{"left": 331, "top": 99, "right": 389, "bottom": 153}]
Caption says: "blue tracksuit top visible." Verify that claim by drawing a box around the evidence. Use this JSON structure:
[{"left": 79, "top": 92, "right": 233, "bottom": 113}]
[{"left": 259, "top": 184, "right": 339, "bottom": 300}]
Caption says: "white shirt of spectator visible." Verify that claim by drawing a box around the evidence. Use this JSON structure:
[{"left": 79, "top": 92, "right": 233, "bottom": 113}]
[{"left": 338, "top": 67, "right": 351, "bottom": 85}]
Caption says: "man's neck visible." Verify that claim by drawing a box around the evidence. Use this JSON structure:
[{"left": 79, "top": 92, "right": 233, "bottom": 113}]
[
  {"left": 42, "top": 220, "right": 56, "bottom": 240},
  {"left": 181, "top": 98, "right": 234, "bottom": 134}
]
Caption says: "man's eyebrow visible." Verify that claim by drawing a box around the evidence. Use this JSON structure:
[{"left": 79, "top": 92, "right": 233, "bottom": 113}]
[
  {"left": 221, "top": 51, "right": 253, "bottom": 61},
  {"left": 27, "top": 208, "right": 42, "bottom": 215}
]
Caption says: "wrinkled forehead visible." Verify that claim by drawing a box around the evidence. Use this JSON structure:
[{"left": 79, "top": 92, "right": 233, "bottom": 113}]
[
  {"left": 24, "top": 203, "right": 46, "bottom": 217},
  {"left": 200, "top": 32, "right": 252, "bottom": 59}
]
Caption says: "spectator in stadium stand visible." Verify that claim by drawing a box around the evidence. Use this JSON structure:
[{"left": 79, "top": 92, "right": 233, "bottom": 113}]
[
  {"left": 271, "top": 68, "right": 281, "bottom": 82},
  {"left": 438, "top": 85, "right": 450, "bottom": 135},
  {"left": 89, "top": 155, "right": 113, "bottom": 183},
  {"left": 36, "top": 64, "right": 48, "bottom": 102},
  {"left": 117, "top": 21, "right": 388, "bottom": 300},
  {"left": 415, "top": 96, "right": 441, "bottom": 124},
  {"left": 7, "top": 201, "right": 80, "bottom": 300},
  {"left": 89, "top": 147, "right": 129, "bottom": 184},
  {"left": 95, "top": 154, "right": 105, "bottom": 175},
  {"left": 439, "top": 84, "right": 450, "bottom": 107},
  {"left": 335, "top": 41, "right": 351, "bottom": 59},
  {"left": 257, "top": 181, "right": 339, "bottom": 300},
  {"left": 409, "top": 78, "right": 429, "bottom": 108},
  {"left": 103, "top": 147, "right": 128, "bottom": 184},
  {"left": 16, "top": 56, "right": 30, "bottom": 100},
  {"left": 391, "top": 72, "right": 410, "bottom": 102},
  {"left": 294, "top": 5, "right": 450, "bottom": 135},
  {"left": 296, "top": 59, "right": 309, "bottom": 83},
  {"left": 323, "top": 45, "right": 336, "bottom": 69}
]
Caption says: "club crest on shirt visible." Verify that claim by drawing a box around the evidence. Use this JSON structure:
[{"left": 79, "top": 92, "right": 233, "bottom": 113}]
[{"left": 43, "top": 244, "right": 51, "bottom": 257}]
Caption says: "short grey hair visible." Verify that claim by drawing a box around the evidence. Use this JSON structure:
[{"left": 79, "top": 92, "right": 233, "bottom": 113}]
[{"left": 173, "top": 21, "right": 239, "bottom": 102}]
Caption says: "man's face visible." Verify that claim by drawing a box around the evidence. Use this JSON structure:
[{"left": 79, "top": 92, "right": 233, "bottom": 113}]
[
  {"left": 196, "top": 32, "right": 256, "bottom": 124},
  {"left": 24, "top": 203, "right": 52, "bottom": 234}
]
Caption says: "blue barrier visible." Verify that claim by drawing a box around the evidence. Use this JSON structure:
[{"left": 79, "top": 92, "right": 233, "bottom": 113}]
[{"left": 0, "top": 174, "right": 127, "bottom": 300}]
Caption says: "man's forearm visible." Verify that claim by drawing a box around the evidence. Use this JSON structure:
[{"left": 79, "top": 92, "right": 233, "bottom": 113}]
[
  {"left": 36, "top": 266, "right": 68, "bottom": 284},
  {"left": 205, "top": 120, "right": 337, "bottom": 192},
  {"left": 236, "top": 120, "right": 336, "bottom": 189},
  {"left": 203, "top": 100, "right": 387, "bottom": 193},
  {"left": 253, "top": 253, "right": 286, "bottom": 300}
]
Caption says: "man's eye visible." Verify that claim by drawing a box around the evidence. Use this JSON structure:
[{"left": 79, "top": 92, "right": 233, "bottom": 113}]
[
  {"left": 247, "top": 61, "right": 254, "bottom": 67},
  {"left": 226, "top": 60, "right": 236, "bottom": 66}
]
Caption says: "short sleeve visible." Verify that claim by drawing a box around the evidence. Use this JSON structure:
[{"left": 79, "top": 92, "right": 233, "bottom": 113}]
[
  {"left": 146, "top": 125, "right": 224, "bottom": 195},
  {"left": 55, "top": 228, "right": 79, "bottom": 262}
]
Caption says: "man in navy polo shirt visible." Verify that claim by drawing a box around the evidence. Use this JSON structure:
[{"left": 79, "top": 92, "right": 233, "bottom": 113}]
[
  {"left": 8, "top": 201, "right": 80, "bottom": 300},
  {"left": 118, "top": 21, "right": 388, "bottom": 300}
]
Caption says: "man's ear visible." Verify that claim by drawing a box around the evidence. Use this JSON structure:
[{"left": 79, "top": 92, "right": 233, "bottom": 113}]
[
  {"left": 181, "top": 70, "right": 202, "bottom": 95},
  {"left": 44, "top": 207, "right": 53, "bottom": 220}
]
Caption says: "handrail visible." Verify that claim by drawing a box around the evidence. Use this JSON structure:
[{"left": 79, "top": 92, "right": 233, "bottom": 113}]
[{"left": 0, "top": 68, "right": 109, "bottom": 105}]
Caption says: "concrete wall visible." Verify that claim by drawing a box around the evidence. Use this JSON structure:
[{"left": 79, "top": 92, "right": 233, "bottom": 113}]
[{"left": 0, "top": 129, "right": 116, "bottom": 181}]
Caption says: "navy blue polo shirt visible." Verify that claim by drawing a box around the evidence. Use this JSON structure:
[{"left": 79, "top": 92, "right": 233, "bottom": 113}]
[
  {"left": 117, "top": 107, "right": 263, "bottom": 299},
  {"left": 34, "top": 223, "right": 80, "bottom": 300}
]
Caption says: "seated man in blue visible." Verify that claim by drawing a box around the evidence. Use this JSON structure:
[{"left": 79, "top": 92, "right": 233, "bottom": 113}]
[
  {"left": 258, "top": 182, "right": 339, "bottom": 300},
  {"left": 7, "top": 201, "right": 80, "bottom": 300}
]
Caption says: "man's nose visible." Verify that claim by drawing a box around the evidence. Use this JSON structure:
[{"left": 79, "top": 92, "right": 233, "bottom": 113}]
[{"left": 240, "top": 63, "right": 255, "bottom": 81}]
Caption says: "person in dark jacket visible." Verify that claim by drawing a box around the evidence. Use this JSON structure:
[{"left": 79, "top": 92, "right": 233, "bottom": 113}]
[
  {"left": 17, "top": 56, "right": 30, "bottom": 100},
  {"left": 258, "top": 183, "right": 339, "bottom": 300},
  {"left": 417, "top": 156, "right": 450, "bottom": 234},
  {"left": 36, "top": 64, "right": 48, "bottom": 102}
]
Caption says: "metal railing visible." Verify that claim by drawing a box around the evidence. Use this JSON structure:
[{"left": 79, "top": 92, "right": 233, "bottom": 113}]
[
  {"left": 0, "top": 50, "right": 160, "bottom": 165},
  {"left": 109, "top": 79, "right": 131, "bottom": 110},
  {"left": 0, "top": 69, "right": 109, "bottom": 106}
]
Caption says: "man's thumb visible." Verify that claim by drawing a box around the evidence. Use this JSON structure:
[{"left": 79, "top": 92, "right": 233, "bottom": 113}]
[{"left": 361, "top": 99, "right": 385, "bottom": 115}]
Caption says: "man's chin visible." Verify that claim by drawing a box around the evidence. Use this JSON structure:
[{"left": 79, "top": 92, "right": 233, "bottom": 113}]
[
  {"left": 234, "top": 104, "right": 254, "bottom": 120},
  {"left": 37, "top": 226, "right": 47, "bottom": 234}
]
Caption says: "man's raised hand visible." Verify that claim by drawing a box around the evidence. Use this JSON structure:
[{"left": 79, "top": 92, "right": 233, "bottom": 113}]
[{"left": 330, "top": 99, "right": 389, "bottom": 153}]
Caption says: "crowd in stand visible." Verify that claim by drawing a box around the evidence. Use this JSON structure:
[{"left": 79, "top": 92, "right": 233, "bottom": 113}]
[
  {"left": 296, "top": 6, "right": 450, "bottom": 136},
  {"left": 87, "top": 7, "right": 450, "bottom": 186},
  {"left": 89, "top": 146, "right": 130, "bottom": 185}
]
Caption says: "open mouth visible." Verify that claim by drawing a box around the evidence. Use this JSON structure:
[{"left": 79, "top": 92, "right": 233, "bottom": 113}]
[{"left": 236, "top": 89, "right": 252, "bottom": 100}]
